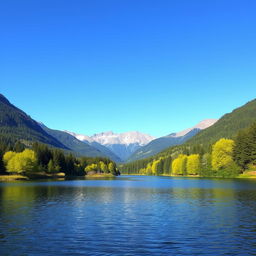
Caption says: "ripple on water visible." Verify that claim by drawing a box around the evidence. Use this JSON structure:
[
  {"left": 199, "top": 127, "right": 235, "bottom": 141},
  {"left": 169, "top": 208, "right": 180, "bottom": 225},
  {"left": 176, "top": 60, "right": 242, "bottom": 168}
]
[{"left": 0, "top": 176, "right": 256, "bottom": 255}]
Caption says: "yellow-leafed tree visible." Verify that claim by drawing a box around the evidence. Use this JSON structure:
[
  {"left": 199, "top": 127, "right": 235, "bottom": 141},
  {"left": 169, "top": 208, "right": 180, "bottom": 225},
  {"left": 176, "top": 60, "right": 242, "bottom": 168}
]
[
  {"left": 3, "top": 149, "right": 37, "bottom": 173},
  {"left": 3, "top": 151, "right": 16, "bottom": 164},
  {"left": 145, "top": 162, "right": 152, "bottom": 175},
  {"left": 85, "top": 163, "right": 98, "bottom": 173},
  {"left": 212, "top": 138, "right": 235, "bottom": 170},
  {"left": 99, "top": 161, "right": 108, "bottom": 173},
  {"left": 186, "top": 154, "right": 200, "bottom": 175},
  {"left": 172, "top": 154, "right": 187, "bottom": 175},
  {"left": 152, "top": 159, "right": 161, "bottom": 175}
]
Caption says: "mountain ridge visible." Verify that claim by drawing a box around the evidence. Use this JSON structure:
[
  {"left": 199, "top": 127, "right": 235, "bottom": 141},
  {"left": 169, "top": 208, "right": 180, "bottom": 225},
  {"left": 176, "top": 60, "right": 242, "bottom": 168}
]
[
  {"left": 40, "top": 123, "right": 121, "bottom": 161},
  {"left": 0, "top": 94, "right": 68, "bottom": 149},
  {"left": 186, "top": 99, "right": 256, "bottom": 145},
  {"left": 127, "top": 119, "right": 218, "bottom": 162},
  {"left": 65, "top": 130, "right": 155, "bottom": 161}
]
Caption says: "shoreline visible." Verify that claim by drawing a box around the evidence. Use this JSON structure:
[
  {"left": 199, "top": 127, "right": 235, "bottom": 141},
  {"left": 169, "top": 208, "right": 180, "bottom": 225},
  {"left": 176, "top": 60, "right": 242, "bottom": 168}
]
[
  {"left": 1, "top": 171, "right": 256, "bottom": 182},
  {"left": 0, "top": 172, "right": 117, "bottom": 182},
  {"left": 121, "top": 172, "right": 256, "bottom": 179}
]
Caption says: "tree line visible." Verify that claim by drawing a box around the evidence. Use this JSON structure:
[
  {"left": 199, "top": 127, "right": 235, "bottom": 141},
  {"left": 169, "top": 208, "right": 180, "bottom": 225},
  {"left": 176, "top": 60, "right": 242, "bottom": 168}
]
[
  {"left": 120, "top": 123, "right": 256, "bottom": 178},
  {"left": 0, "top": 141, "right": 119, "bottom": 176}
]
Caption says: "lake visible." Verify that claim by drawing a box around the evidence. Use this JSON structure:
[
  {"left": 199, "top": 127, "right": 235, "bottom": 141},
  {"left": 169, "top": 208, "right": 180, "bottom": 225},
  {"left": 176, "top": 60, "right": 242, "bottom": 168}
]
[{"left": 1, "top": 175, "right": 256, "bottom": 255}]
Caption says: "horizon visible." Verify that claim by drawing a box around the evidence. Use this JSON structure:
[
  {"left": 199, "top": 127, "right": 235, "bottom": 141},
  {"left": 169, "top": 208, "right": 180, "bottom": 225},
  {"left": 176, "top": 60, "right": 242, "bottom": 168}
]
[{"left": 1, "top": 0, "right": 256, "bottom": 137}]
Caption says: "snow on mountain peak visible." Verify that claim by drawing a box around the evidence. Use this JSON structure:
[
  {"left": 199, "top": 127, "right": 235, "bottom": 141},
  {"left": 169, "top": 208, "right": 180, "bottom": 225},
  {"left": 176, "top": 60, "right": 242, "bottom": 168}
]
[
  {"left": 64, "top": 130, "right": 155, "bottom": 146},
  {"left": 64, "top": 130, "right": 94, "bottom": 143},
  {"left": 168, "top": 119, "right": 218, "bottom": 138},
  {"left": 91, "top": 131, "right": 155, "bottom": 146},
  {"left": 193, "top": 119, "right": 218, "bottom": 130}
]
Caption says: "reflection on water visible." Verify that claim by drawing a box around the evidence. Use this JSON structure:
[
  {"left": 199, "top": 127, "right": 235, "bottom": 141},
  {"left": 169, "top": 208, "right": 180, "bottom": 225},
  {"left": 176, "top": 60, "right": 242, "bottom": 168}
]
[{"left": 1, "top": 176, "right": 256, "bottom": 255}]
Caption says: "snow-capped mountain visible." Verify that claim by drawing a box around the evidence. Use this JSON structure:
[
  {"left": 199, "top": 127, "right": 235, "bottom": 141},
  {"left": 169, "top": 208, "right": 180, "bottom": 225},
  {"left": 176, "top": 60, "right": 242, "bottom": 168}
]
[
  {"left": 91, "top": 131, "right": 155, "bottom": 146},
  {"left": 128, "top": 119, "right": 218, "bottom": 162},
  {"left": 66, "top": 131, "right": 94, "bottom": 143},
  {"left": 64, "top": 120, "right": 217, "bottom": 162},
  {"left": 167, "top": 119, "right": 218, "bottom": 138},
  {"left": 65, "top": 130, "right": 155, "bottom": 162}
]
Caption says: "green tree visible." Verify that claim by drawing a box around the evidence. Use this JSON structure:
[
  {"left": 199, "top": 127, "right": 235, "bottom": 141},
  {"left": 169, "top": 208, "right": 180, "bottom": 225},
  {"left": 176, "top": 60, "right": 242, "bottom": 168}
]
[
  {"left": 247, "top": 122, "right": 256, "bottom": 164},
  {"left": 200, "top": 153, "right": 212, "bottom": 177},
  {"left": 0, "top": 151, "right": 6, "bottom": 174},
  {"left": 233, "top": 130, "right": 251, "bottom": 170},
  {"left": 163, "top": 156, "right": 172, "bottom": 175},
  {"left": 65, "top": 154, "right": 76, "bottom": 175},
  {"left": 52, "top": 150, "right": 66, "bottom": 172},
  {"left": 47, "top": 159, "right": 55, "bottom": 172},
  {"left": 32, "top": 142, "right": 52, "bottom": 169},
  {"left": 13, "top": 141, "right": 25, "bottom": 152}
]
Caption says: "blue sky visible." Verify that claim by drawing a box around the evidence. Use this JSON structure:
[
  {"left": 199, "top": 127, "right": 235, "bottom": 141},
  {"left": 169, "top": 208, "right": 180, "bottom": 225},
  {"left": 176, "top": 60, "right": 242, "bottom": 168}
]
[{"left": 1, "top": 0, "right": 256, "bottom": 137}]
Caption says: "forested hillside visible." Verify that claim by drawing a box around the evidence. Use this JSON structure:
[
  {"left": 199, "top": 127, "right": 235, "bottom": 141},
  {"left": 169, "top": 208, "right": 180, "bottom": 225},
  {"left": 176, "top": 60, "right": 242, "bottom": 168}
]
[
  {"left": 0, "top": 94, "right": 67, "bottom": 149},
  {"left": 0, "top": 94, "right": 121, "bottom": 160},
  {"left": 120, "top": 99, "right": 256, "bottom": 177},
  {"left": 187, "top": 99, "right": 256, "bottom": 145},
  {"left": 40, "top": 124, "right": 121, "bottom": 161},
  {"left": 0, "top": 141, "right": 119, "bottom": 177}
]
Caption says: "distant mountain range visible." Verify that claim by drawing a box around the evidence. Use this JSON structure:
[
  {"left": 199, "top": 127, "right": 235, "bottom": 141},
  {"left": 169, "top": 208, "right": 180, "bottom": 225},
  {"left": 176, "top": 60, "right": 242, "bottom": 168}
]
[
  {"left": 3, "top": 93, "right": 254, "bottom": 164},
  {"left": 127, "top": 119, "right": 218, "bottom": 162},
  {"left": 131, "top": 98, "right": 256, "bottom": 169},
  {"left": 66, "top": 131, "right": 155, "bottom": 161},
  {"left": 39, "top": 123, "right": 121, "bottom": 162},
  {"left": 0, "top": 94, "right": 155, "bottom": 161}
]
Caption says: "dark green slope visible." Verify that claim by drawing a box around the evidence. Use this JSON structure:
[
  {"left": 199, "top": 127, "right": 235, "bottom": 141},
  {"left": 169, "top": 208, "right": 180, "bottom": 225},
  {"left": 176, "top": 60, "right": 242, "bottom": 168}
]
[
  {"left": 41, "top": 124, "right": 121, "bottom": 161},
  {"left": 120, "top": 99, "right": 256, "bottom": 174},
  {"left": 89, "top": 141, "right": 122, "bottom": 162},
  {"left": 187, "top": 99, "right": 256, "bottom": 145},
  {"left": 0, "top": 94, "right": 68, "bottom": 149},
  {"left": 127, "top": 128, "right": 201, "bottom": 162}
]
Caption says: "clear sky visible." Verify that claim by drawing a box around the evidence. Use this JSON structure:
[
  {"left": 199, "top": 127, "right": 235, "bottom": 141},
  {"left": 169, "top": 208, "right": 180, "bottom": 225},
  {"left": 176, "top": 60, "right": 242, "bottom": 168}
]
[{"left": 1, "top": 0, "right": 256, "bottom": 137}]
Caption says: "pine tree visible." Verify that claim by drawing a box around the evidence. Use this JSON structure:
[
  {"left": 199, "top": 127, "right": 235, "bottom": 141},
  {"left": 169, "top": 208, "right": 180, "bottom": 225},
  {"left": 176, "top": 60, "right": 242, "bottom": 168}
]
[
  {"left": 163, "top": 156, "right": 172, "bottom": 175},
  {"left": 13, "top": 141, "right": 25, "bottom": 152},
  {"left": 0, "top": 152, "right": 5, "bottom": 174},
  {"left": 47, "top": 159, "right": 55, "bottom": 172},
  {"left": 248, "top": 123, "right": 256, "bottom": 165},
  {"left": 233, "top": 130, "right": 251, "bottom": 170}
]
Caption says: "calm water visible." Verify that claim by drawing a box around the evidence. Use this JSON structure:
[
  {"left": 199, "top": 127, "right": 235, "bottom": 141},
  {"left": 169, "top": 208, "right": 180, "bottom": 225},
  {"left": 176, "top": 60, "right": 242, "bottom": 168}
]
[{"left": 1, "top": 176, "right": 256, "bottom": 255}]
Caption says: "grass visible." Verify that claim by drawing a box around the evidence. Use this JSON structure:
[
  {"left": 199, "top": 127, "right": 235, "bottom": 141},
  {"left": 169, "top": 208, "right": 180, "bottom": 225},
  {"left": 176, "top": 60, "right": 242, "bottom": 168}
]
[
  {"left": 238, "top": 170, "right": 256, "bottom": 179},
  {"left": 0, "top": 174, "right": 29, "bottom": 181},
  {"left": 85, "top": 173, "right": 116, "bottom": 178},
  {"left": 0, "top": 172, "right": 65, "bottom": 181}
]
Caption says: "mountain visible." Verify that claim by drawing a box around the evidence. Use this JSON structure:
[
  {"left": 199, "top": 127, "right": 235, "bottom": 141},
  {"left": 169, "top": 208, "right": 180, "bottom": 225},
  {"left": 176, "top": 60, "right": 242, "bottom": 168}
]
[
  {"left": 127, "top": 119, "right": 218, "bottom": 162},
  {"left": 39, "top": 124, "right": 120, "bottom": 161},
  {"left": 187, "top": 99, "right": 256, "bottom": 145},
  {"left": 67, "top": 131, "right": 155, "bottom": 161},
  {"left": 91, "top": 131, "right": 155, "bottom": 161},
  {"left": 120, "top": 99, "right": 256, "bottom": 175},
  {"left": 63, "top": 131, "right": 122, "bottom": 162},
  {"left": 0, "top": 94, "right": 67, "bottom": 149}
]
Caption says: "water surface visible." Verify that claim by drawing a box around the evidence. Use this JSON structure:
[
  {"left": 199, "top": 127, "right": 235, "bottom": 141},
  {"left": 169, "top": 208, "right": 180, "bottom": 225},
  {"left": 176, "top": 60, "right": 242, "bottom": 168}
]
[{"left": 1, "top": 176, "right": 256, "bottom": 255}]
